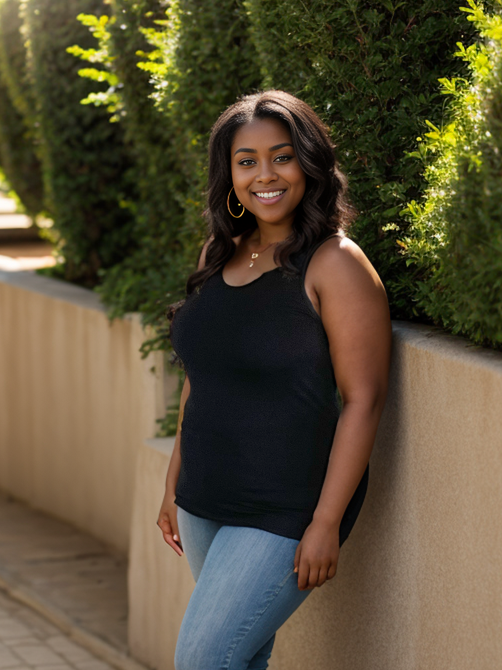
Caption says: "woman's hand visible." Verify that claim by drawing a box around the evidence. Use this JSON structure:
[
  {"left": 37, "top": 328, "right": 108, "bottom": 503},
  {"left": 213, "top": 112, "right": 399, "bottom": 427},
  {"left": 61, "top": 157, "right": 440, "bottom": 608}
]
[
  {"left": 157, "top": 489, "right": 184, "bottom": 556},
  {"left": 293, "top": 518, "right": 339, "bottom": 590}
]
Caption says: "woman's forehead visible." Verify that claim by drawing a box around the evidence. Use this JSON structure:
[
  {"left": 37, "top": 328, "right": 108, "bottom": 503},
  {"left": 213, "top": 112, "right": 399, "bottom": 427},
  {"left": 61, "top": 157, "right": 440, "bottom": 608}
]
[{"left": 231, "top": 118, "right": 292, "bottom": 149}]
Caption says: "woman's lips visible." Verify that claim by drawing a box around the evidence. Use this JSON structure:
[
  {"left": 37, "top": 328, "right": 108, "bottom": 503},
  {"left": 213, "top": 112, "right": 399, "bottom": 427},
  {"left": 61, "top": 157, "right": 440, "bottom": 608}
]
[{"left": 252, "top": 189, "right": 286, "bottom": 205}]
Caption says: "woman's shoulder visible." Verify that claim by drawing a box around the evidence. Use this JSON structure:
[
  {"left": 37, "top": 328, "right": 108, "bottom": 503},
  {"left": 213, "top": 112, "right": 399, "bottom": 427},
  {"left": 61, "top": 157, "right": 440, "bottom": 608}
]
[
  {"left": 197, "top": 234, "right": 215, "bottom": 271},
  {"left": 308, "top": 232, "right": 385, "bottom": 294}
]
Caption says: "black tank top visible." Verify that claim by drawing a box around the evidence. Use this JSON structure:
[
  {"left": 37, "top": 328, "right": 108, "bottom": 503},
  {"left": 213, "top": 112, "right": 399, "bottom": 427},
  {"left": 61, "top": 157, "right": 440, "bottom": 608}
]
[{"left": 170, "top": 233, "right": 369, "bottom": 545}]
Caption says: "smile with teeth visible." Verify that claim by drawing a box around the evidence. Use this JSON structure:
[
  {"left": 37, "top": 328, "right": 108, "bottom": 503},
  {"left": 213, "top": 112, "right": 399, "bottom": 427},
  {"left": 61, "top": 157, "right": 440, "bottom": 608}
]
[{"left": 254, "top": 189, "right": 286, "bottom": 200}]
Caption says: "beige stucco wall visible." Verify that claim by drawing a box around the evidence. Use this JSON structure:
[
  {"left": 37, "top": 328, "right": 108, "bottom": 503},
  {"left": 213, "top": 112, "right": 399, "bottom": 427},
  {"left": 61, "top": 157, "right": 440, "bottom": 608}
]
[
  {"left": 128, "top": 321, "right": 502, "bottom": 670},
  {"left": 128, "top": 438, "right": 193, "bottom": 670},
  {"left": 0, "top": 270, "right": 168, "bottom": 553}
]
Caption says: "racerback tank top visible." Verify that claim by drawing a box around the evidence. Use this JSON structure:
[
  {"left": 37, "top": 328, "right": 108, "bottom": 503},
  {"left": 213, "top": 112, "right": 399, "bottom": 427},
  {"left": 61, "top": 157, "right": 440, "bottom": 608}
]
[{"left": 170, "top": 232, "right": 369, "bottom": 546}]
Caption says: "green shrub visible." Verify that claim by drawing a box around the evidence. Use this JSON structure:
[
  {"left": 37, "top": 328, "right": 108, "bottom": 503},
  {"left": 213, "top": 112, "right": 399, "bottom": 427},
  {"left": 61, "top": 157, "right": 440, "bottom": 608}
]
[
  {"left": 243, "top": 0, "right": 478, "bottom": 319},
  {"left": 399, "top": 0, "right": 502, "bottom": 349},
  {"left": 0, "top": 0, "right": 44, "bottom": 216},
  {"left": 22, "top": 0, "right": 137, "bottom": 287},
  {"left": 66, "top": 1, "right": 188, "bottom": 343}
]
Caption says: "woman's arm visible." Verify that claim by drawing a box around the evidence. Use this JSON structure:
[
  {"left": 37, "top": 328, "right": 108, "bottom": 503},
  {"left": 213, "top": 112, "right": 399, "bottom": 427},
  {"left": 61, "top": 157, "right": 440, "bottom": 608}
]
[
  {"left": 163, "top": 373, "right": 190, "bottom": 499},
  {"left": 294, "top": 235, "right": 392, "bottom": 589},
  {"left": 157, "top": 234, "right": 214, "bottom": 555}
]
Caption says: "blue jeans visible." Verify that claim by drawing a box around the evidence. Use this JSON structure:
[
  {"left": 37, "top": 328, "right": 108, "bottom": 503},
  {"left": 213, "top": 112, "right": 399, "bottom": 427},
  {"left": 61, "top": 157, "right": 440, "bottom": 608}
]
[{"left": 174, "top": 506, "right": 313, "bottom": 670}]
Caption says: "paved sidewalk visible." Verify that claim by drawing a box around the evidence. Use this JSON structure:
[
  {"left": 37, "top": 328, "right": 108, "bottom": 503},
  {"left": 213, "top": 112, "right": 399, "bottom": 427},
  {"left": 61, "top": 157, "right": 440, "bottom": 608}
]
[
  {"left": 0, "top": 588, "right": 113, "bottom": 670},
  {"left": 0, "top": 494, "right": 146, "bottom": 670}
]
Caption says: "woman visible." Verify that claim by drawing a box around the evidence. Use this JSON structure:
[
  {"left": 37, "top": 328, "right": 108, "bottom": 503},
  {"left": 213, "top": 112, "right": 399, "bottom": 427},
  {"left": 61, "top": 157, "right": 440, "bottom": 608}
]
[{"left": 158, "top": 90, "right": 392, "bottom": 669}]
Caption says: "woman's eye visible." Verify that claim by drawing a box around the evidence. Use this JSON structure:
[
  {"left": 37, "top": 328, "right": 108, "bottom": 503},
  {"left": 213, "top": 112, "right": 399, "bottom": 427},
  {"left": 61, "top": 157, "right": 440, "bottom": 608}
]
[
  {"left": 238, "top": 158, "right": 255, "bottom": 166},
  {"left": 274, "top": 154, "right": 292, "bottom": 163}
]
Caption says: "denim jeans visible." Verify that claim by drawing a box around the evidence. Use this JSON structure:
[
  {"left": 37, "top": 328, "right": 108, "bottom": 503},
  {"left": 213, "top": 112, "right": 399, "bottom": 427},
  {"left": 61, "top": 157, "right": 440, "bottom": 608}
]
[{"left": 174, "top": 506, "right": 313, "bottom": 670}]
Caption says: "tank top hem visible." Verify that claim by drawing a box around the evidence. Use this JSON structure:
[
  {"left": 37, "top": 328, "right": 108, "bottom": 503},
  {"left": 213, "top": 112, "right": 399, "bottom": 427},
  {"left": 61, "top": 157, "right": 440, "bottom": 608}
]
[{"left": 174, "top": 494, "right": 314, "bottom": 541}]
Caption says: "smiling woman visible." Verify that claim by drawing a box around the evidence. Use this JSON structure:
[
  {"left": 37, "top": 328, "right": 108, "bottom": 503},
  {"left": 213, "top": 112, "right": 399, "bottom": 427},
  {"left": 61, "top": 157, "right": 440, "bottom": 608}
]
[
  {"left": 159, "top": 90, "right": 392, "bottom": 670},
  {"left": 231, "top": 118, "right": 306, "bottom": 227}
]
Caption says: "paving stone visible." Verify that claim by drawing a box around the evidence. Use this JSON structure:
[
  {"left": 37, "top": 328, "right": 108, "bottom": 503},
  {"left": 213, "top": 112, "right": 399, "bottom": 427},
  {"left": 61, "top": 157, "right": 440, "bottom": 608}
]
[
  {"left": 45, "top": 638, "right": 94, "bottom": 664},
  {"left": 0, "top": 622, "right": 32, "bottom": 641},
  {"left": 11, "top": 646, "right": 65, "bottom": 666},
  {"left": 0, "top": 645, "right": 23, "bottom": 668},
  {"left": 0, "top": 592, "right": 125, "bottom": 670},
  {"left": 0, "top": 495, "right": 128, "bottom": 653},
  {"left": 73, "top": 662, "right": 113, "bottom": 670}
]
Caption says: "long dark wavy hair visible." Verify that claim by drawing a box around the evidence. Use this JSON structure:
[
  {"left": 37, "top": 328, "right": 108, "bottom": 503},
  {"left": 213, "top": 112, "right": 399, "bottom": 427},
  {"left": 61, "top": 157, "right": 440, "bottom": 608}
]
[{"left": 166, "top": 90, "right": 357, "bottom": 364}]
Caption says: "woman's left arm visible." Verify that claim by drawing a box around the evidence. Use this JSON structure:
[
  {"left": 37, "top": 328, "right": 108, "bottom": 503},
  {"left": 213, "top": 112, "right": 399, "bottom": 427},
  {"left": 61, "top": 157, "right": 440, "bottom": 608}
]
[{"left": 294, "top": 235, "right": 392, "bottom": 590}]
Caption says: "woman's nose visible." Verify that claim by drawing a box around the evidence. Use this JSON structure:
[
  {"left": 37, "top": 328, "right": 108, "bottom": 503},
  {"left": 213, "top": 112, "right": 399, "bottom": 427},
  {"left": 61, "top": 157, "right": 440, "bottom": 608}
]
[{"left": 256, "top": 162, "right": 278, "bottom": 183}]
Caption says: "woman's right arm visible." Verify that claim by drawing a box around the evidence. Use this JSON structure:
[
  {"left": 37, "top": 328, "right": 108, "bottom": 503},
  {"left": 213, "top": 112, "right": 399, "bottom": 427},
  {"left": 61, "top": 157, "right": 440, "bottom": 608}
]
[{"left": 156, "top": 234, "right": 214, "bottom": 556}]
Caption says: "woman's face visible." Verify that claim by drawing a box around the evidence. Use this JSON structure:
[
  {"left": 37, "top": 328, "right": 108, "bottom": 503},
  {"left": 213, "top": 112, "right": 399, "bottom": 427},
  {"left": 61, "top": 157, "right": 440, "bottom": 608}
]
[{"left": 230, "top": 117, "right": 306, "bottom": 230}]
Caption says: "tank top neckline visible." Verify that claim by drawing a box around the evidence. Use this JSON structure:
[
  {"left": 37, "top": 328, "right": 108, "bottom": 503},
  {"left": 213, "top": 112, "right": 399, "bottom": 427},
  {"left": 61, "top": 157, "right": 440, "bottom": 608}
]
[{"left": 219, "top": 265, "right": 282, "bottom": 289}]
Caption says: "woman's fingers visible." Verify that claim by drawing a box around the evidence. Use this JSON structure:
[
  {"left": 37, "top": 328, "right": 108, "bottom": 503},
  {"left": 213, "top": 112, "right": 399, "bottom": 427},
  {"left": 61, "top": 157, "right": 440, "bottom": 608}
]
[
  {"left": 307, "top": 566, "right": 320, "bottom": 590},
  {"left": 327, "top": 563, "right": 337, "bottom": 580},
  {"left": 163, "top": 532, "right": 184, "bottom": 556},
  {"left": 297, "top": 559, "right": 336, "bottom": 589},
  {"left": 171, "top": 522, "right": 183, "bottom": 552},
  {"left": 297, "top": 558, "right": 312, "bottom": 590},
  {"left": 157, "top": 511, "right": 184, "bottom": 555},
  {"left": 317, "top": 565, "right": 329, "bottom": 587}
]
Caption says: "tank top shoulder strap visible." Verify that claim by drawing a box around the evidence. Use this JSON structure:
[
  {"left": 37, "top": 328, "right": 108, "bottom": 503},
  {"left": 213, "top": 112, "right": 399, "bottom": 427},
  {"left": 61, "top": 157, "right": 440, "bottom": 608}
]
[{"left": 300, "top": 232, "right": 341, "bottom": 278}]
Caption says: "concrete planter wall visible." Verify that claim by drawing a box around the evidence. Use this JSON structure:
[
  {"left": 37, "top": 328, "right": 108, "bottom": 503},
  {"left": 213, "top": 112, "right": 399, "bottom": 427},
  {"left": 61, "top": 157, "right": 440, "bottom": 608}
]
[
  {"left": 128, "top": 322, "right": 502, "bottom": 670},
  {"left": 1, "top": 270, "right": 501, "bottom": 669},
  {"left": 0, "top": 269, "right": 172, "bottom": 553}
]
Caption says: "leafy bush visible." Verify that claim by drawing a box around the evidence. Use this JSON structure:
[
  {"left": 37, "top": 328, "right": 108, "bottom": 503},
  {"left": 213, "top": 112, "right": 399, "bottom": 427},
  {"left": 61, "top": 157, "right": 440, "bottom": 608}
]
[
  {"left": 399, "top": 0, "right": 502, "bottom": 349},
  {"left": 0, "top": 0, "right": 44, "bottom": 216},
  {"left": 243, "top": 0, "right": 478, "bottom": 319},
  {"left": 66, "top": 2, "right": 186, "bottom": 344},
  {"left": 22, "top": 0, "right": 137, "bottom": 287}
]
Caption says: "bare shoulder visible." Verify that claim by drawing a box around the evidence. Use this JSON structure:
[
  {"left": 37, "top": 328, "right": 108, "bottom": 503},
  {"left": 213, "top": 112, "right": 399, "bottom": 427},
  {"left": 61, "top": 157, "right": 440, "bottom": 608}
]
[
  {"left": 197, "top": 233, "right": 215, "bottom": 271},
  {"left": 309, "top": 232, "right": 386, "bottom": 297}
]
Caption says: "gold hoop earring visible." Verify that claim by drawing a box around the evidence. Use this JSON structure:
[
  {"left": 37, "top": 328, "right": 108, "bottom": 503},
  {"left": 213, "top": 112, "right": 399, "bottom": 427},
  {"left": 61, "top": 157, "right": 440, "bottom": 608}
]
[{"left": 227, "top": 186, "right": 245, "bottom": 218}]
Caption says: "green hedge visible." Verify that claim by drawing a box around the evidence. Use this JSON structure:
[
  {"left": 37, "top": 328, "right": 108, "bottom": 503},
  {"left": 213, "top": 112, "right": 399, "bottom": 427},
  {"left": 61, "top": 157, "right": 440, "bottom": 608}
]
[
  {"left": 399, "top": 0, "right": 502, "bottom": 350},
  {"left": 244, "top": 0, "right": 478, "bottom": 320},
  {"left": 0, "top": 75, "right": 43, "bottom": 216},
  {"left": 22, "top": 0, "right": 138, "bottom": 287},
  {"left": 66, "top": 1, "right": 187, "bottom": 335},
  {"left": 0, "top": 0, "right": 44, "bottom": 216}
]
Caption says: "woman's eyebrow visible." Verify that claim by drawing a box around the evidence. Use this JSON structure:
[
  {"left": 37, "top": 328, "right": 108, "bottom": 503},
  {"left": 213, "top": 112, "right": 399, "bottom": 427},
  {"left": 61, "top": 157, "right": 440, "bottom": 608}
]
[
  {"left": 233, "top": 142, "right": 293, "bottom": 156},
  {"left": 234, "top": 147, "right": 257, "bottom": 155},
  {"left": 269, "top": 143, "right": 293, "bottom": 151}
]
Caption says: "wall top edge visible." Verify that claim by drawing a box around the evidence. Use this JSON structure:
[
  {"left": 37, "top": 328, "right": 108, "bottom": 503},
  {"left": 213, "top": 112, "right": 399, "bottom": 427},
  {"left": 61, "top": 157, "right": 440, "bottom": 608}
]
[
  {"left": 144, "top": 437, "right": 175, "bottom": 457},
  {"left": 0, "top": 269, "right": 107, "bottom": 313},
  {"left": 392, "top": 320, "right": 502, "bottom": 372}
]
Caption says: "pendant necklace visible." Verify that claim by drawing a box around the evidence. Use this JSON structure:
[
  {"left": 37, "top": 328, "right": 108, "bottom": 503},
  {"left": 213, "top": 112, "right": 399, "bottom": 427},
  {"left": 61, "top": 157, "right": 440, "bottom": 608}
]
[{"left": 249, "top": 240, "right": 279, "bottom": 268}]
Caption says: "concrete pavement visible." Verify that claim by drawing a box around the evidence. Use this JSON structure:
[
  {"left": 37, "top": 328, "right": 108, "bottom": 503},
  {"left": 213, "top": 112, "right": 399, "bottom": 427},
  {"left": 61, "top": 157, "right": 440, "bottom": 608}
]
[
  {"left": 0, "top": 494, "right": 147, "bottom": 670},
  {"left": 0, "top": 587, "right": 114, "bottom": 670}
]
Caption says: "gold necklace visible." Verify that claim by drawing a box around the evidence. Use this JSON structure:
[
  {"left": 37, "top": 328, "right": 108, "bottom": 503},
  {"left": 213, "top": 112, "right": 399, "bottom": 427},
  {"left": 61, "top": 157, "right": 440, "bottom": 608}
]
[{"left": 248, "top": 240, "right": 279, "bottom": 268}]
